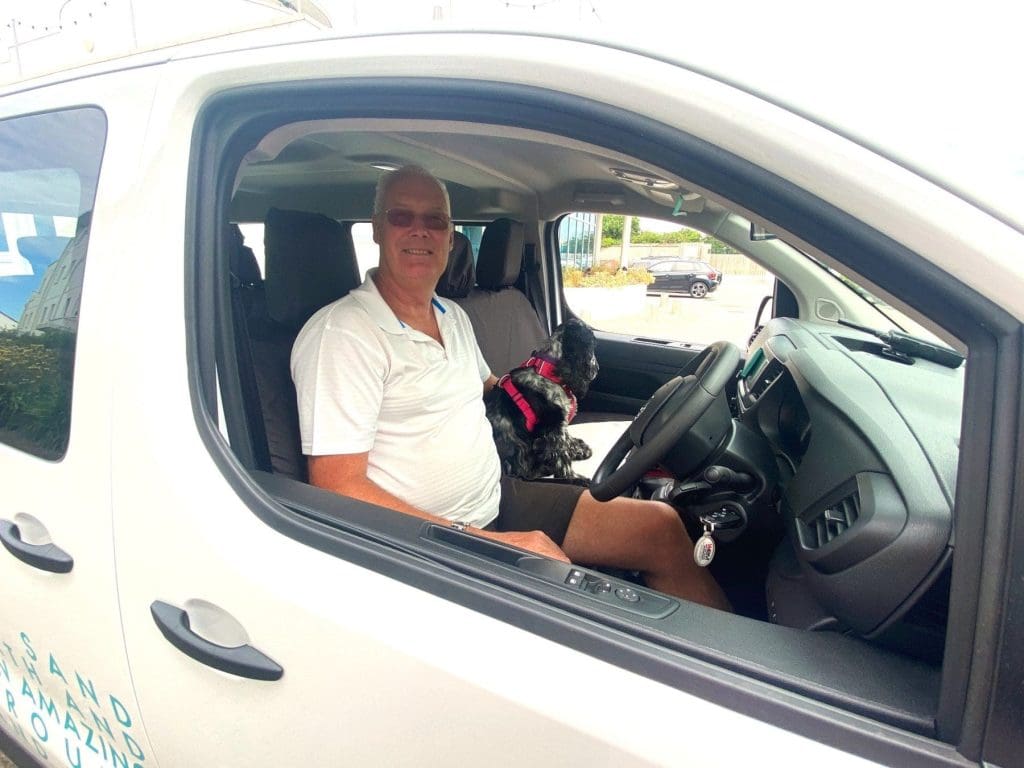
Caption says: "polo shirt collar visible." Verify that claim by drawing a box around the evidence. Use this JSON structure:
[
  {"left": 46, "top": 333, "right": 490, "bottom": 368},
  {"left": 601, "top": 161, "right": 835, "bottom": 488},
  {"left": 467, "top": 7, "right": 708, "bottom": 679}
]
[{"left": 351, "top": 268, "right": 450, "bottom": 336}]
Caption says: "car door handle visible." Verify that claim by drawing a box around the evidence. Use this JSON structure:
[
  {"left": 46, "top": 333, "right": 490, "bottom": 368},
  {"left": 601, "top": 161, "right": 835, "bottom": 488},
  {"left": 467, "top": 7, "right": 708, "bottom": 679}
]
[
  {"left": 149, "top": 601, "right": 283, "bottom": 681},
  {"left": 0, "top": 519, "right": 74, "bottom": 573}
]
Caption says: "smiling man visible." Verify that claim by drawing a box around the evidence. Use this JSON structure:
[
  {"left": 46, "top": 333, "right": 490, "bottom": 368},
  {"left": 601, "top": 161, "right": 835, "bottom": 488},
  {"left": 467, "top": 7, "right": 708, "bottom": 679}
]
[{"left": 290, "top": 165, "right": 730, "bottom": 609}]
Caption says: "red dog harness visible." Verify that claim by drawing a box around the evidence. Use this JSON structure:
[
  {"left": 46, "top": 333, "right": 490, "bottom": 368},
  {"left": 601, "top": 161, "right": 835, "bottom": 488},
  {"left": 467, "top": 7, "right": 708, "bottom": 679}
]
[{"left": 497, "top": 353, "right": 578, "bottom": 433}]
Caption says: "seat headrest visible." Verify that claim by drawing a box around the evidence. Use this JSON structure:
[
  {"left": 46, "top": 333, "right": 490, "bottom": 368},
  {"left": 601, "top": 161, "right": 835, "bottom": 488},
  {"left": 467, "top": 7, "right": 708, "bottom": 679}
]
[
  {"left": 228, "top": 224, "right": 262, "bottom": 287},
  {"left": 436, "top": 231, "right": 475, "bottom": 299},
  {"left": 263, "top": 208, "right": 361, "bottom": 331},
  {"left": 16, "top": 236, "right": 72, "bottom": 269},
  {"left": 476, "top": 218, "right": 524, "bottom": 290}
]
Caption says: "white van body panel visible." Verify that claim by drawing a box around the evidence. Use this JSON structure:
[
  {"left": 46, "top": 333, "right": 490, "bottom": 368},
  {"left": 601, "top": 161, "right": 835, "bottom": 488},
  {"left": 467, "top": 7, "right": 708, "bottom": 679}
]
[
  {"left": 1, "top": 28, "right": 1019, "bottom": 768},
  {"left": 0, "top": 69, "right": 160, "bottom": 768}
]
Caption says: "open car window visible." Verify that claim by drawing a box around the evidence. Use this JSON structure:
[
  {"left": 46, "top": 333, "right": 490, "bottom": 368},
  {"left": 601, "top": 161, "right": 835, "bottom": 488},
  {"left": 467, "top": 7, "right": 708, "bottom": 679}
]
[{"left": 195, "top": 69, "right": 1006, "bottom": 765}]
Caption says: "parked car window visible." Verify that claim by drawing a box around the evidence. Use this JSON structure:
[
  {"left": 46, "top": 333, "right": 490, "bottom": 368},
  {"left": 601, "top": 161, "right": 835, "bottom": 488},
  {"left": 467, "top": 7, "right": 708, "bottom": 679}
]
[
  {"left": 559, "top": 212, "right": 774, "bottom": 347},
  {"left": 0, "top": 108, "right": 106, "bottom": 459}
]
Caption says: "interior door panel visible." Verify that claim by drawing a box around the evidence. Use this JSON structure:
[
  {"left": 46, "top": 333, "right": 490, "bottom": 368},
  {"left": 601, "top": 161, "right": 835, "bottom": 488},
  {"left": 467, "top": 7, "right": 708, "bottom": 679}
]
[{"left": 581, "top": 331, "right": 705, "bottom": 415}]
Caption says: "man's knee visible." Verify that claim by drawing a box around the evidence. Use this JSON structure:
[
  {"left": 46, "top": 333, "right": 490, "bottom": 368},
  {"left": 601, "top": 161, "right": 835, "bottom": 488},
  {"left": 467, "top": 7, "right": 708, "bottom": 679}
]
[
  {"left": 606, "top": 497, "right": 687, "bottom": 540},
  {"left": 646, "top": 500, "right": 688, "bottom": 538}
]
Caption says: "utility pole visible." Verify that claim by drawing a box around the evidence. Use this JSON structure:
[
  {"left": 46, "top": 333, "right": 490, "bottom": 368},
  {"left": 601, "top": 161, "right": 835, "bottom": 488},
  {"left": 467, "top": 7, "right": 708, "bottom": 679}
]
[{"left": 620, "top": 215, "right": 632, "bottom": 269}]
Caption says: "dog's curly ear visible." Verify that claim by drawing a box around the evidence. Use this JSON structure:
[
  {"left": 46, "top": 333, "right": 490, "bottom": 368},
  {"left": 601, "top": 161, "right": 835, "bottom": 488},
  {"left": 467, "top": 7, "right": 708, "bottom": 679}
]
[{"left": 554, "top": 320, "right": 598, "bottom": 396}]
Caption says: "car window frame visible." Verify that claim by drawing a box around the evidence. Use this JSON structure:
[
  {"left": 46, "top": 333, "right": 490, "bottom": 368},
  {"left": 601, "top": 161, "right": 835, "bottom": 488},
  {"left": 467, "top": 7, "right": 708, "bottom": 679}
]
[{"left": 187, "top": 75, "right": 1018, "bottom": 765}]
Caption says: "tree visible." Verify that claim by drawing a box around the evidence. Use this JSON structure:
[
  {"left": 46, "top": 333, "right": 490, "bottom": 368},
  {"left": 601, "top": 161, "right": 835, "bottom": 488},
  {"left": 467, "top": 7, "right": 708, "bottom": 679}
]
[
  {"left": 705, "top": 236, "right": 733, "bottom": 254},
  {"left": 601, "top": 214, "right": 640, "bottom": 244}
]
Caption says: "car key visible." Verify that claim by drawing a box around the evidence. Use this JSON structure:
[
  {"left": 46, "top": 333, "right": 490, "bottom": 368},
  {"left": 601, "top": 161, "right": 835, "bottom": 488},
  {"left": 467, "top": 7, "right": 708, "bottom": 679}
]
[
  {"left": 693, "top": 507, "right": 743, "bottom": 567},
  {"left": 694, "top": 522, "right": 716, "bottom": 567}
]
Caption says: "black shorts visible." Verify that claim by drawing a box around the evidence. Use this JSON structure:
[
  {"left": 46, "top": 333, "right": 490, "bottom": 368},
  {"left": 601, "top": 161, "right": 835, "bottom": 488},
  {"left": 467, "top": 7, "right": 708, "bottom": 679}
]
[{"left": 493, "top": 476, "right": 587, "bottom": 546}]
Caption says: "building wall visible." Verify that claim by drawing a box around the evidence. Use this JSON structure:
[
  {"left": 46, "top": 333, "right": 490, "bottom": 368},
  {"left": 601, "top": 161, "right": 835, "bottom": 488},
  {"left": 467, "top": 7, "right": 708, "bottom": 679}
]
[
  {"left": 18, "top": 227, "right": 87, "bottom": 333},
  {"left": 598, "top": 243, "right": 768, "bottom": 276}
]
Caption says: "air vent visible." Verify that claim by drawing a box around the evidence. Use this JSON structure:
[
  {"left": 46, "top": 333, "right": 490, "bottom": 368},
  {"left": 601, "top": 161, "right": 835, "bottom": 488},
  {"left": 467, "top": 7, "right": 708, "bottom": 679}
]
[
  {"left": 801, "top": 490, "right": 860, "bottom": 549},
  {"left": 748, "top": 358, "right": 784, "bottom": 400}
]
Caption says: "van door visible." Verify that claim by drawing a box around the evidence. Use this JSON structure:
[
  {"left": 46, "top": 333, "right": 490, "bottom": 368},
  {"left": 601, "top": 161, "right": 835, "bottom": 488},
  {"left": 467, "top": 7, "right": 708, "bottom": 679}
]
[
  {"left": 96, "top": 67, "right": 847, "bottom": 768},
  {"left": 0, "top": 105, "right": 157, "bottom": 768}
]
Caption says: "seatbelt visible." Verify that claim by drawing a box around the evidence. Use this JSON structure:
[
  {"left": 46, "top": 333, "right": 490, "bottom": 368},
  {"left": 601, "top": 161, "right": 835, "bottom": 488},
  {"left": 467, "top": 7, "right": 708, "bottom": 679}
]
[
  {"left": 518, "top": 243, "right": 551, "bottom": 333},
  {"left": 228, "top": 259, "right": 273, "bottom": 473}
]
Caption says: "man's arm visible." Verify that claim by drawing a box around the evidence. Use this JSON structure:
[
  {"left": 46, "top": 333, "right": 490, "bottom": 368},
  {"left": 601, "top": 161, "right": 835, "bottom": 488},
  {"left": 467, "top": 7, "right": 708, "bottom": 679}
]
[
  {"left": 483, "top": 373, "right": 498, "bottom": 394},
  {"left": 309, "top": 453, "right": 427, "bottom": 517},
  {"left": 308, "top": 453, "right": 569, "bottom": 562}
]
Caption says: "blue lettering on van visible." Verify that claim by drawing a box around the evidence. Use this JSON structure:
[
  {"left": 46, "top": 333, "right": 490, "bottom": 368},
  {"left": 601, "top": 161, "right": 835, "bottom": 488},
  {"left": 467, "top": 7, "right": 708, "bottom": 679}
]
[
  {"left": 63, "top": 710, "right": 80, "bottom": 738},
  {"left": 49, "top": 652, "right": 68, "bottom": 684},
  {"left": 91, "top": 708, "right": 114, "bottom": 740},
  {"left": 0, "top": 629, "right": 149, "bottom": 764},
  {"left": 111, "top": 745, "right": 131, "bottom": 768},
  {"left": 23, "top": 659, "right": 41, "bottom": 685},
  {"left": 83, "top": 723, "right": 105, "bottom": 757},
  {"left": 110, "top": 694, "right": 131, "bottom": 728},
  {"left": 124, "top": 730, "right": 145, "bottom": 760},
  {"left": 35, "top": 687, "right": 59, "bottom": 722},
  {"left": 29, "top": 711, "right": 48, "bottom": 742},
  {"left": 1, "top": 642, "right": 17, "bottom": 667},
  {"left": 65, "top": 690, "right": 84, "bottom": 716},
  {"left": 65, "top": 738, "right": 83, "bottom": 768},
  {"left": 20, "top": 632, "right": 36, "bottom": 662},
  {"left": 20, "top": 677, "right": 35, "bottom": 706},
  {"left": 76, "top": 672, "right": 99, "bottom": 706}
]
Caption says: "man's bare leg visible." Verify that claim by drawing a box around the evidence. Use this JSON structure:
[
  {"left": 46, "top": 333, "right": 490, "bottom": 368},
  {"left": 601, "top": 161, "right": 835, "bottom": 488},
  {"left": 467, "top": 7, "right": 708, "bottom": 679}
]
[{"left": 561, "top": 491, "right": 732, "bottom": 611}]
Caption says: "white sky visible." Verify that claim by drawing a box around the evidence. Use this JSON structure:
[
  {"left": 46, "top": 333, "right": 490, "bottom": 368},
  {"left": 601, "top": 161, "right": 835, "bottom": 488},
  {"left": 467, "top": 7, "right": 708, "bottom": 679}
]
[{"left": 3, "top": 0, "right": 1021, "bottom": 220}]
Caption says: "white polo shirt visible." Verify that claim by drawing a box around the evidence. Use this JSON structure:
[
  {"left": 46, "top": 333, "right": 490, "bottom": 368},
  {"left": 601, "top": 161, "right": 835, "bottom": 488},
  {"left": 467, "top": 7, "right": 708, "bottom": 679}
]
[{"left": 291, "top": 270, "right": 501, "bottom": 527}]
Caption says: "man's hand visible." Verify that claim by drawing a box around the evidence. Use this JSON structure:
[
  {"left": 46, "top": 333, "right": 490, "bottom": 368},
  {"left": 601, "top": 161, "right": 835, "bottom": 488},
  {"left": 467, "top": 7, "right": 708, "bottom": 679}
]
[{"left": 474, "top": 528, "right": 570, "bottom": 563}]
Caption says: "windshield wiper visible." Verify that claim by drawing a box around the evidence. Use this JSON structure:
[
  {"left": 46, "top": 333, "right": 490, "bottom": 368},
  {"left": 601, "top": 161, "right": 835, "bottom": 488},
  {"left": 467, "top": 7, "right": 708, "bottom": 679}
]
[{"left": 837, "top": 319, "right": 964, "bottom": 369}]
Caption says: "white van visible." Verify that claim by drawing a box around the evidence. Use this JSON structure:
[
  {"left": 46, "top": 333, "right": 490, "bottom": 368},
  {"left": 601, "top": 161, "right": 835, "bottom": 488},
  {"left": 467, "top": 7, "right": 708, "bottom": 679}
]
[{"left": 0, "top": 22, "right": 1022, "bottom": 768}]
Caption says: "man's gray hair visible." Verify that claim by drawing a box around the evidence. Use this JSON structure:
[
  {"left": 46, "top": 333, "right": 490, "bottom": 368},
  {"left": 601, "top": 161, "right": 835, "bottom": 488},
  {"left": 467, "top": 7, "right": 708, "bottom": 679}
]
[{"left": 373, "top": 164, "right": 451, "bottom": 217}]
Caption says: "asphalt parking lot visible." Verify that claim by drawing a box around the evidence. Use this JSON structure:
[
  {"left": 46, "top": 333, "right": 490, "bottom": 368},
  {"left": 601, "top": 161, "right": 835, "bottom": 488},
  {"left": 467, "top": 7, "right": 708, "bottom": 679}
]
[{"left": 575, "top": 274, "right": 776, "bottom": 349}]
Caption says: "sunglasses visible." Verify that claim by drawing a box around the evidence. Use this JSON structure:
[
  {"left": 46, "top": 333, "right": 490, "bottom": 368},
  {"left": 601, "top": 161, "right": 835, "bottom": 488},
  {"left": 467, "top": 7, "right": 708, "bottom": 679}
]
[{"left": 383, "top": 207, "right": 451, "bottom": 231}]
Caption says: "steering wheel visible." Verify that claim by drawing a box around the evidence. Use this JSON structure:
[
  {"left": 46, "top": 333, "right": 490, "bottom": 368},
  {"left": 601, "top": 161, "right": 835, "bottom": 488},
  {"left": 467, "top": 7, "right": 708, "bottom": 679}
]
[{"left": 589, "top": 341, "right": 740, "bottom": 501}]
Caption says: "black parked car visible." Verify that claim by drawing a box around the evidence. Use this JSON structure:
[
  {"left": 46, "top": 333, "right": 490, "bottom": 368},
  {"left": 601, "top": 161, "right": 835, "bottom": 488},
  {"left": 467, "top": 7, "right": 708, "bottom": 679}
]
[{"left": 641, "top": 258, "right": 722, "bottom": 298}]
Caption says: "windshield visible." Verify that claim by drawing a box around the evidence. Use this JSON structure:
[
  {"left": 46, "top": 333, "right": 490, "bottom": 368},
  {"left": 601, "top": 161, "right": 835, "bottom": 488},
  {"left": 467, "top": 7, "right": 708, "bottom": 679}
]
[{"left": 800, "top": 252, "right": 944, "bottom": 343}]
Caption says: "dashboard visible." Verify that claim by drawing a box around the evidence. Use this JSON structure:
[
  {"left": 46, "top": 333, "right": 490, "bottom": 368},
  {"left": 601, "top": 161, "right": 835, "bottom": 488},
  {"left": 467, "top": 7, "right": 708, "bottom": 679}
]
[{"left": 738, "top": 318, "right": 964, "bottom": 642}]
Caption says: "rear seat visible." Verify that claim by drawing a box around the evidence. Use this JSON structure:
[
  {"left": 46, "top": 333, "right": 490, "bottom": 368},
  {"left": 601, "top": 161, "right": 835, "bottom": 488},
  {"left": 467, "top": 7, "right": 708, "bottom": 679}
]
[
  {"left": 245, "top": 208, "right": 361, "bottom": 481},
  {"left": 228, "top": 224, "right": 272, "bottom": 472}
]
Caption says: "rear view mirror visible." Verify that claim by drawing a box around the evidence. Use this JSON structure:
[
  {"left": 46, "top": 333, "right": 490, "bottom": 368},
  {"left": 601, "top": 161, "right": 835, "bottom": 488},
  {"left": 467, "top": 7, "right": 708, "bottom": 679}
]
[{"left": 750, "top": 223, "right": 777, "bottom": 241}]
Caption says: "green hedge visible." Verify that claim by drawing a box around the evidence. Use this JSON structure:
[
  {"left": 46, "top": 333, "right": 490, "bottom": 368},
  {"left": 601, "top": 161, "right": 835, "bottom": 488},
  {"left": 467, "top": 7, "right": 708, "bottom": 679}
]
[
  {"left": 563, "top": 266, "right": 654, "bottom": 288},
  {"left": 0, "top": 330, "right": 74, "bottom": 458}
]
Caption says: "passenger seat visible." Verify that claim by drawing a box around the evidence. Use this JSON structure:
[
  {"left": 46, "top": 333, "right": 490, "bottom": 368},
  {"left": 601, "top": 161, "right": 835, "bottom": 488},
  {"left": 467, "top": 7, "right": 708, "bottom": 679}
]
[
  {"left": 437, "top": 219, "right": 629, "bottom": 478},
  {"left": 444, "top": 218, "right": 547, "bottom": 374}
]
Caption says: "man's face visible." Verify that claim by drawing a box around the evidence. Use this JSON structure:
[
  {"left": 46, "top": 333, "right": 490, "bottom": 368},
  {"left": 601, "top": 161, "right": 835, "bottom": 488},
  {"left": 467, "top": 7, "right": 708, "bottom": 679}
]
[{"left": 372, "top": 174, "right": 453, "bottom": 290}]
